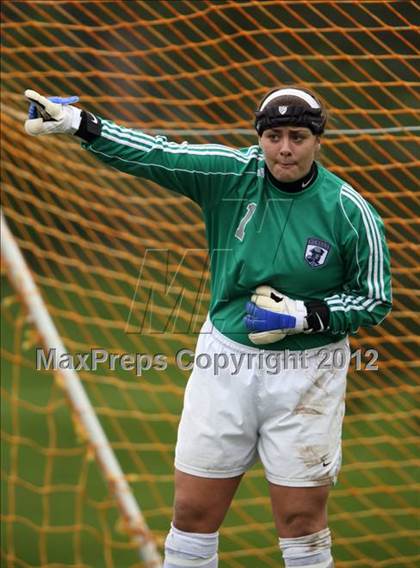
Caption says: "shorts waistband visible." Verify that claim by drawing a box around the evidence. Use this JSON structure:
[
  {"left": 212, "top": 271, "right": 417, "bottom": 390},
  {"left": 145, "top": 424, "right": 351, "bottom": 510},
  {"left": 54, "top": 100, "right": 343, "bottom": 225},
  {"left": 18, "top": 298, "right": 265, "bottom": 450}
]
[{"left": 202, "top": 317, "right": 348, "bottom": 357}]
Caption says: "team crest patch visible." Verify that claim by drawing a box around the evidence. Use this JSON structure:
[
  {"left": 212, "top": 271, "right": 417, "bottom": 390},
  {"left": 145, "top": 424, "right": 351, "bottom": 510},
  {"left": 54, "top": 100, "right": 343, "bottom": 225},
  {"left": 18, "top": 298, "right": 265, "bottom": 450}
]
[
  {"left": 278, "top": 105, "right": 288, "bottom": 115},
  {"left": 304, "top": 238, "right": 331, "bottom": 268}
]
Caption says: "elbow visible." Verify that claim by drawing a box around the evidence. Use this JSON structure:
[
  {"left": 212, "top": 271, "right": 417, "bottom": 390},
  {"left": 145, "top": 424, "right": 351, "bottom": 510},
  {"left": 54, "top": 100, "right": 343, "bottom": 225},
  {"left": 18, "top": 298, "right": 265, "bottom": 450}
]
[{"left": 369, "top": 299, "right": 392, "bottom": 327}]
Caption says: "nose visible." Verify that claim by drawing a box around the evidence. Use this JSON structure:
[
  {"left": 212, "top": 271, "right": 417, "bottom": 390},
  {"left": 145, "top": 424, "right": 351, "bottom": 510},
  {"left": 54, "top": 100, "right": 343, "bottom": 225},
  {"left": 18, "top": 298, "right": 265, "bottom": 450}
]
[{"left": 279, "top": 137, "right": 292, "bottom": 156}]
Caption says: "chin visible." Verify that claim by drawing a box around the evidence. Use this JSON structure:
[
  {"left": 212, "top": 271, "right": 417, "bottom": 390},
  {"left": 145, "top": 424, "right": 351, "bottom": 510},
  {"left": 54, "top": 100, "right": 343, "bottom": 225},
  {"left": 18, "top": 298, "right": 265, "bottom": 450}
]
[{"left": 275, "top": 170, "right": 299, "bottom": 183}]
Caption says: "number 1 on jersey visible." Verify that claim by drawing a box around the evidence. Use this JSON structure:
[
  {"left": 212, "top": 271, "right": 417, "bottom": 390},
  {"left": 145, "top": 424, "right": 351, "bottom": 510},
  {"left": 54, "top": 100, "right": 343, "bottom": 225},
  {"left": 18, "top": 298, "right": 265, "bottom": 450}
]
[{"left": 235, "top": 202, "right": 257, "bottom": 242}]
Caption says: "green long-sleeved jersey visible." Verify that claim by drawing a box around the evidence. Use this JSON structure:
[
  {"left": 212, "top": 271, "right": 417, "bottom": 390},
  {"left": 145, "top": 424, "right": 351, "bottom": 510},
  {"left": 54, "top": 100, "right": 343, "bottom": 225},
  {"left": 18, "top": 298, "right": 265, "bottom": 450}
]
[{"left": 82, "top": 119, "right": 392, "bottom": 351}]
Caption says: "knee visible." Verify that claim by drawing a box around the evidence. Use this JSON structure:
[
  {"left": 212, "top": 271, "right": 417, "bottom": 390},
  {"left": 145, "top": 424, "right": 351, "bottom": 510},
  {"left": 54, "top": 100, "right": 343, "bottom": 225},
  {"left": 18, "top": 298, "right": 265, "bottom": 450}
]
[
  {"left": 173, "top": 497, "right": 216, "bottom": 533},
  {"left": 282, "top": 510, "right": 326, "bottom": 538}
]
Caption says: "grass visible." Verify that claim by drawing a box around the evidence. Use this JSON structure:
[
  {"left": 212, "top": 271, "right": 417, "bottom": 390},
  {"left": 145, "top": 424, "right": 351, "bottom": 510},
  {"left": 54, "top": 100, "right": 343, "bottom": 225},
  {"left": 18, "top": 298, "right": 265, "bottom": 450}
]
[{"left": 1, "top": 278, "right": 418, "bottom": 567}]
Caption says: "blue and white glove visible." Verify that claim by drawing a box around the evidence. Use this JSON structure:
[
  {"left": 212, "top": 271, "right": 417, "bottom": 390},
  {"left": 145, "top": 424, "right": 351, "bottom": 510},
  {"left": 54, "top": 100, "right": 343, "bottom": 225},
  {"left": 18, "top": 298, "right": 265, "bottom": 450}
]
[
  {"left": 244, "top": 285, "right": 308, "bottom": 345},
  {"left": 24, "top": 90, "right": 82, "bottom": 136}
]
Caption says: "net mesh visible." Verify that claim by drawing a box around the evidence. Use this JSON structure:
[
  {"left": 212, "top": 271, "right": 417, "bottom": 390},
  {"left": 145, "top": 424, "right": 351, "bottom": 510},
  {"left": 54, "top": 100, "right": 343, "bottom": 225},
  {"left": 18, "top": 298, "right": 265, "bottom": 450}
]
[{"left": 1, "top": 1, "right": 419, "bottom": 566}]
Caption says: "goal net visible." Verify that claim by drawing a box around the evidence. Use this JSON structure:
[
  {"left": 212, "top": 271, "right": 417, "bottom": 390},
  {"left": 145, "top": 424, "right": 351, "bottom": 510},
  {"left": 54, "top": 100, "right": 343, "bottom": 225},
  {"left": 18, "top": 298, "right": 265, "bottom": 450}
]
[{"left": 1, "top": 1, "right": 419, "bottom": 566}]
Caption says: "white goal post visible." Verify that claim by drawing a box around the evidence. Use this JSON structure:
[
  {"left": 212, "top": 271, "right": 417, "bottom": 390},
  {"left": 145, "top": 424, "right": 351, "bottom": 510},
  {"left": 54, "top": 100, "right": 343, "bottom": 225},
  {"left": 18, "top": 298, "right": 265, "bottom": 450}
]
[{"left": 1, "top": 208, "right": 162, "bottom": 567}]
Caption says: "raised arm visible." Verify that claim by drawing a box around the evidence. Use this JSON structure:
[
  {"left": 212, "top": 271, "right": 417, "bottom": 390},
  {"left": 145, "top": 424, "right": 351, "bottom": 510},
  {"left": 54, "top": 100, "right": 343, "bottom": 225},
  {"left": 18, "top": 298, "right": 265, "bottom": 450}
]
[{"left": 24, "top": 90, "right": 259, "bottom": 209}]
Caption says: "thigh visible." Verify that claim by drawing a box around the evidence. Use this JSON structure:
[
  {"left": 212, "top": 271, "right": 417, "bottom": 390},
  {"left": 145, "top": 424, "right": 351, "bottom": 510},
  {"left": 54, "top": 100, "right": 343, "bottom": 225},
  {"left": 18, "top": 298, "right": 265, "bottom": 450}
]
[
  {"left": 269, "top": 483, "right": 331, "bottom": 537},
  {"left": 259, "top": 339, "right": 350, "bottom": 487},
  {"left": 175, "top": 330, "right": 259, "bottom": 478},
  {"left": 173, "top": 469, "right": 243, "bottom": 532}
]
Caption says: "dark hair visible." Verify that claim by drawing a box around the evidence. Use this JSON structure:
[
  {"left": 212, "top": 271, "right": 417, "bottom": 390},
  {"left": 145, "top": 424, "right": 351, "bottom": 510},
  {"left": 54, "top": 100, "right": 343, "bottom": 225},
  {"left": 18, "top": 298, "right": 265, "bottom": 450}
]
[{"left": 255, "top": 86, "right": 327, "bottom": 135}]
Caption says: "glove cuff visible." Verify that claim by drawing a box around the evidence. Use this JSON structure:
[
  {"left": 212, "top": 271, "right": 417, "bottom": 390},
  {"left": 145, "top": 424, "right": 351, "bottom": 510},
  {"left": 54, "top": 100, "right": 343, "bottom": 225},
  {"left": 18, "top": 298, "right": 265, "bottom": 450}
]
[
  {"left": 304, "top": 300, "right": 330, "bottom": 332},
  {"left": 293, "top": 300, "right": 307, "bottom": 331},
  {"left": 74, "top": 110, "right": 102, "bottom": 141},
  {"left": 68, "top": 106, "right": 82, "bottom": 134}
]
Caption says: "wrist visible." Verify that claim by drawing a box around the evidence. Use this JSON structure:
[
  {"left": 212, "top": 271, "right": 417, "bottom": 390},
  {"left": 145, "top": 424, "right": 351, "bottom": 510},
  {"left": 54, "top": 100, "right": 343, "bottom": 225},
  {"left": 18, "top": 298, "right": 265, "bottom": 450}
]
[
  {"left": 74, "top": 110, "right": 102, "bottom": 141},
  {"left": 294, "top": 300, "right": 308, "bottom": 331},
  {"left": 68, "top": 106, "right": 82, "bottom": 134},
  {"left": 304, "top": 300, "right": 330, "bottom": 332}
]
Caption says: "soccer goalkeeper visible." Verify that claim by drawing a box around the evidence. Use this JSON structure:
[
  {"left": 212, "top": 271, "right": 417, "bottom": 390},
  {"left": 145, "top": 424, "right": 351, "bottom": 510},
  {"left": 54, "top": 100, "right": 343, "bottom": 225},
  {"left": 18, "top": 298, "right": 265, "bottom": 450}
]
[{"left": 24, "top": 87, "right": 392, "bottom": 568}]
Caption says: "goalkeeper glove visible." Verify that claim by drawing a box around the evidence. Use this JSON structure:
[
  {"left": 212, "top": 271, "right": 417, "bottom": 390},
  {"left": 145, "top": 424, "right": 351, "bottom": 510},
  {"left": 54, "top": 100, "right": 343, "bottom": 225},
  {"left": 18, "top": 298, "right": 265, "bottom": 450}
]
[
  {"left": 244, "top": 286, "right": 308, "bottom": 345},
  {"left": 24, "top": 90, "right": 82, "bottom": 136},
  {"left": 244, "top": 285, "right": 330, "bottom": 346}
]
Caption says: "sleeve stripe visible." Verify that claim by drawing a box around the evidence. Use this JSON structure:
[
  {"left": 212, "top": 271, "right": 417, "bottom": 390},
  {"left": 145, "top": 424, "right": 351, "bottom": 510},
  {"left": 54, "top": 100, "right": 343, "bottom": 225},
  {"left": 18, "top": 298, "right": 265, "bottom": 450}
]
[
  {"left": 342, "top": 185, "right": 386, "bottom": 301},
  {"left": 367, "top": 299, "right": 384, "bottom": 312},
  {"left": 330, "top": 299, "right": 384, "bottom": 314},
  {"left": 326, "top": 295, "right": 372, "bottom": 307},
  {"left": 101, "top": 121, "right": 259, "bottom": 164},
  {"left": 325, "top": 184, "right": 387, "bottom": 316},
  {"left": 341, "top": 188, "right": 375, "bottom": 299},
  {"left": 101, "top": 129, "right": 256, "bottom": 164},
  {"left": 329, "top": 304, "right": 368, "bottom": 313},
  {"left": 327, "top": 296, "right": 376, "bottom": 311},
  {"left": 345, "top": 185, "right": 386, "bottom": 301},
  {"left": 87, "top": 145, "right": 253, "bottom": 178},
  {"left": 339, "top": 190, "right": 361, "bottom": 289}
]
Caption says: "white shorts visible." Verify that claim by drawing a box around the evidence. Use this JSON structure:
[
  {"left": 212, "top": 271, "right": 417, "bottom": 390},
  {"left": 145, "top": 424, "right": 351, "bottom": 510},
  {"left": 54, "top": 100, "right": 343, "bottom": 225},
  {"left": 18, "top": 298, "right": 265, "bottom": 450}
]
[{"left": 175, "top": 320, "right": 350, "bottom": 487}]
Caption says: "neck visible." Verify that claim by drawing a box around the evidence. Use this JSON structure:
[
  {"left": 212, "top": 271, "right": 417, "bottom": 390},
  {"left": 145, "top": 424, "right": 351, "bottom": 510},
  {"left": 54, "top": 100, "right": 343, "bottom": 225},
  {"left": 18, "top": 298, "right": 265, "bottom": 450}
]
[{"left": 267, "top": 162, "right": 318, "bottom": 193}]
